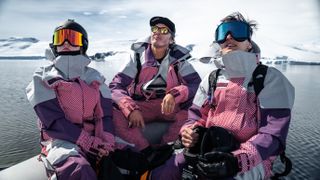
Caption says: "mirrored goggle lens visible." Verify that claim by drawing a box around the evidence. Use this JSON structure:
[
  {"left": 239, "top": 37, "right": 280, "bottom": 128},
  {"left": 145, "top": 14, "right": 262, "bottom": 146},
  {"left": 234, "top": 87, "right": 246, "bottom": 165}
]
[
  {"left": 151, "top": 26, "right": 170, "bottom": 34},
  {"left": 53, "top": 29, "right": 83, "bottom": 46},
  {"left": 215, "top": 21, "right": 250, "bottom": 43}
]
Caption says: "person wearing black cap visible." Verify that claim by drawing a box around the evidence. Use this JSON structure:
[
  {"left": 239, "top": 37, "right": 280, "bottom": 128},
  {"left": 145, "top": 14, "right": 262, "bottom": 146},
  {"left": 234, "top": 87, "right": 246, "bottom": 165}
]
[
  {"left": 109, "top": 16, "right": 201, "bottom": 160},
  {"left": 26, "top": 19, "right": 117, "bottom": 180}
]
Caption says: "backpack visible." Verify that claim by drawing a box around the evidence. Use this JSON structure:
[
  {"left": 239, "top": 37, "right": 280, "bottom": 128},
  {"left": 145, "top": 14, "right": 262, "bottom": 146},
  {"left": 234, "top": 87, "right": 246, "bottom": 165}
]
[{"left": 207, "top": 64, "right": 292, "bottom": 179}]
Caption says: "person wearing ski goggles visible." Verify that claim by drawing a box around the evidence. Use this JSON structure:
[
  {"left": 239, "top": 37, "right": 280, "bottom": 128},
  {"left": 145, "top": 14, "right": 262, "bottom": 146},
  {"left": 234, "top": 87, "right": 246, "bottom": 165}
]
[
  {"left": 49, "top": 20, "right": 89, "bottom": 56},
  {"left": 150, "top": 12, "right": 294, "bottom": 180},
  {"left": 27, "top": 19, "right": 119, "bottom": 180}
]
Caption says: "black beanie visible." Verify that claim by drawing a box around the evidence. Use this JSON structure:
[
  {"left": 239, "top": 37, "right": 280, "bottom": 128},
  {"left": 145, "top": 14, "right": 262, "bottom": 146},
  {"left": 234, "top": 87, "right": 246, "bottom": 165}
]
[{"left": 150, "top": 16, "right": 176, "bottom": 35}]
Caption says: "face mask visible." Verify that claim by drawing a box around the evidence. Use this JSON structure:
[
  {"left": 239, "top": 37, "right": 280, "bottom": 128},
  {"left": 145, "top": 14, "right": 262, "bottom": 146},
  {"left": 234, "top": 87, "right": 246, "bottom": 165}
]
[
  {"left": 53, "top": 55, "right": 90, "bottom": 79},
  {"left": 221, "top": 50, "right": 257, "bottom": 77}
]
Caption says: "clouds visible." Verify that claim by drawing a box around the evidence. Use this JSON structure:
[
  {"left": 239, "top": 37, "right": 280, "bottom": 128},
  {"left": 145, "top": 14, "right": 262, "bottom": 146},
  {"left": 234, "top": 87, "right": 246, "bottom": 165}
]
[{"left": 0, "top": 0, "right": 319, "bottom": 46}]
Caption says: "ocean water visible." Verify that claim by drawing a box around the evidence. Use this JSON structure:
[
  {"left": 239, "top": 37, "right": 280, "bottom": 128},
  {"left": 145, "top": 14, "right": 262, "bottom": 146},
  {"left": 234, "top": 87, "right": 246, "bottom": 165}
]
[{"left": 0, "top": 59, "right": 319, "bottom": 179}]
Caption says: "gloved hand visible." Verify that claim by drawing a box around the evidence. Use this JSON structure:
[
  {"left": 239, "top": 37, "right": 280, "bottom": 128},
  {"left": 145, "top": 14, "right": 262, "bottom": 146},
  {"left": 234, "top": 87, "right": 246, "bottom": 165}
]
[
  {"left": 188, "top": 126, "right": 207, "bottom": 154},
  {"left": 76, "top": 131, "right": 114, "bottom": 158},
  {"left": 196, "top": 151, "right": 239, "bottom": 179}
]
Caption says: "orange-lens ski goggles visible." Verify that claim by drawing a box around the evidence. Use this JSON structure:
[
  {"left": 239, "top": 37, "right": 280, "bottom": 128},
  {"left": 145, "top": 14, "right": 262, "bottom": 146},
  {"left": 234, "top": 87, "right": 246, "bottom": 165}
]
[
  {"left": 151, "top": 26, "right": 170, "bottom": 34},
  {"left": 53, "top": 29, "right": 83, "bottom": 46}
]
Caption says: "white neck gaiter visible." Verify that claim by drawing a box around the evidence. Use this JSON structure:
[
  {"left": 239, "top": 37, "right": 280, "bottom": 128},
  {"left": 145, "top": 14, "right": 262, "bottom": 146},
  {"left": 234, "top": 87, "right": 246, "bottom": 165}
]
[
  {"left": 220, "top": 50, "right": 257, "bottom": 78},
  {"left": 53, "top": 55, "right": 91, "bottom": 79}
]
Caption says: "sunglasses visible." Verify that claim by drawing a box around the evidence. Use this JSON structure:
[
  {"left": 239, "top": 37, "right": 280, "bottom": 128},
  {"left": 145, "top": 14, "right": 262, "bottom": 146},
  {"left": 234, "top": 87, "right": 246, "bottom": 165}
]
[
  {"left": 215, "top": 21, "right": 251, "bottom": 44},
  {"left": 151, "top": 26, "right": 170, "bottom": 35},
  {"left": 53, "top": 29, "right": 83, "bottom": 46}
]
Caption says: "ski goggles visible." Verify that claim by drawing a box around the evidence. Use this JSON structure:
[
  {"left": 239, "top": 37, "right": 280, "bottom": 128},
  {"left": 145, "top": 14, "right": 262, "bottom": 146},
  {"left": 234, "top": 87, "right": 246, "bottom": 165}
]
[
  {"left": 53, "top": 29, "right": 83, "bottom": 46},
  {"left": 151, "top": 26, "right": 170, "bottom": 35},
  {"left": 215, "top": 21, "right": 251, "bottom": 44}
]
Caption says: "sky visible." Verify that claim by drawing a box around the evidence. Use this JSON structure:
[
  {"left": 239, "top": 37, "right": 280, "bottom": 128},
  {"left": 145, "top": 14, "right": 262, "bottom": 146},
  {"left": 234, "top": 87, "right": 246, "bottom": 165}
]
[{"left": 0, "top": 0, "right": 319, "bottom": 59}]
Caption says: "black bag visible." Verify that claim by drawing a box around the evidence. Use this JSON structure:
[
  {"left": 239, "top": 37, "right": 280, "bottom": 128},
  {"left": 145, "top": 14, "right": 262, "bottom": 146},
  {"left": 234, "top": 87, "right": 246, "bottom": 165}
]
[
  {"left": 199, "top": 126, "right": 240, "bottom": 155},
  {"left": 182, "top": 126, "right": 240, "bottom": 180},
  {"left": 110, "top": 146, "right": 174, "bottom": 180},
  {"left": 111, "top": 149, "right": 149, "bottom": 178},
  {"left": 97, "top": 156, "right": 125, "bottom": 180}
]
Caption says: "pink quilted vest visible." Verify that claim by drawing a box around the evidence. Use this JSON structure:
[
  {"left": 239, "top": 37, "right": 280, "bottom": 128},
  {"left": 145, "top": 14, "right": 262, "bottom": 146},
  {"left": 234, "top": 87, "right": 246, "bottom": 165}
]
[
  {"left": 206, "top": 77, "right": 258, "bottom": 143},
  {"left": 51, "top": 78, "right": 108, "bottom": 139}
]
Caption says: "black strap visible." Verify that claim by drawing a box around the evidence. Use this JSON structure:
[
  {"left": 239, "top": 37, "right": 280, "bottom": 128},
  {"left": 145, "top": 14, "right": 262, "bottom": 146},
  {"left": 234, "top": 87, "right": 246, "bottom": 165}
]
[
  {"left": 174, "top": 64, "right": 180, "bottom": 84},
  {"left": 134, "top": 53, "right": 141, "bottom": 85},
  {"left": 133, "top": 53, "right": 141, "bottom": 95},
  {"left": 250, "top": 63, "right": 268, "bottom": 96},
  {"left": 173, "top": 63, "right": 182, "bottom": 84},
  {"left": 208, "top": 69, "right": 221, "bottom": 106},
  {"left": 271, "top": 152, "right": 292, "bottom": 179}
]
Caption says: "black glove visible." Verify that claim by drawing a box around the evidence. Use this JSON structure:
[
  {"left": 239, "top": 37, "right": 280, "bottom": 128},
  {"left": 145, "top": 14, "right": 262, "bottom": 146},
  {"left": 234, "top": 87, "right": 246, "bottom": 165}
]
[
  {"left": 196, "top": 151, "right": 239, "bottom": 179},
  {"left": 142, "top": 144, "right": 174, "bottom": 170}
]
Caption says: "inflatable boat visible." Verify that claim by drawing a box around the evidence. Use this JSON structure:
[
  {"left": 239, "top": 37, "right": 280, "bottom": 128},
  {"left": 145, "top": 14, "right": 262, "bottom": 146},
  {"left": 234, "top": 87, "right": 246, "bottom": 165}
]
[{"left": 0, "top": 122, "right": 169, "bottom": 180}]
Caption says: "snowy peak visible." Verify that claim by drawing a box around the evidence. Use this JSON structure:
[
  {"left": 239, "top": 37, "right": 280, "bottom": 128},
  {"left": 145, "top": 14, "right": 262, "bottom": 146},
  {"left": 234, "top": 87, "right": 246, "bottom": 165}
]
[
  {"left": 253, "top": 37, "right": 320, "bottom": 62},
  {"left": 0, "top": 37, "right": 47, "bottom": 57},
  {"left": 0, "top": 37, "right": 39, "bottom": 50},
  {"left": 289, "top": 41, "right": 320, "bottom": 55},
  {"left": 0, "top": 37, "right": 39, "bottom": 43}
]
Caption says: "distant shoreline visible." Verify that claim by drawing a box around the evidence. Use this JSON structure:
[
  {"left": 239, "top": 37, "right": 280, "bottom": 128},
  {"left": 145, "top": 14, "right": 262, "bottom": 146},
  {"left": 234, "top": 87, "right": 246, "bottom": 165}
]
[
  {"left": 0, "top": 56, "right": 45, "bottom": 60},
  {"left": 1, "top": 56, "right": 320, "bottom": 65}
]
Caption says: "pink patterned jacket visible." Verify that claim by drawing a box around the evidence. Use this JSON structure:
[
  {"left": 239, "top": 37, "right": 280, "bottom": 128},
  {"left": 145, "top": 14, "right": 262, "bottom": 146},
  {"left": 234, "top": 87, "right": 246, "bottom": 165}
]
[{"left": 182, "top": 51, "right": 295, "bottom": 179}]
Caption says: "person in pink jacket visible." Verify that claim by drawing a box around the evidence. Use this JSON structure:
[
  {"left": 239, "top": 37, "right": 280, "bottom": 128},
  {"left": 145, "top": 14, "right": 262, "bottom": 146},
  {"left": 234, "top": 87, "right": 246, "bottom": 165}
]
[
  {"left": 109, "top": 16, "right": 201, "bottom": 154},
  {"left": 26, "top": 19, "right": 115, "bottom": 180},
  {"left": 150, "top": 12, "right": 295, "bottom": 180}
]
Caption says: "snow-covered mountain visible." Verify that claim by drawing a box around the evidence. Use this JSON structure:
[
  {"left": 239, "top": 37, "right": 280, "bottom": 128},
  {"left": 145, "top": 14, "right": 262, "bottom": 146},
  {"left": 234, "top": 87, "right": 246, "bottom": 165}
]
[
  {"left": 0, "top": 37, "right": 133, "bottom": 59},
  {"left": 254, "top": 36, "right": 320, "bottom": 62},
  {"left": 0, "top": 36, "right": 319, "bottom": 63},
  {"left": 0, "top": 37, "right": 48, "bottom": 57}
]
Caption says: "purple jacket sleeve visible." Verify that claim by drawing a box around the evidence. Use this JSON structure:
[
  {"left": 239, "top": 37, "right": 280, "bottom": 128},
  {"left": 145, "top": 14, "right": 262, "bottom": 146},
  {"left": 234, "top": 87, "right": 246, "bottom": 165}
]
[
  {"left": 109, "top": 73, "right": 139, "bottom": 118},
  {"left": 231, "top": 108, "right": 291, "bottom": 174},
  {"left": 183, "top": 72, "right": 202, "bottom": 101},
  {"left": 231, "top": 67, "right": 294, "bottom": 175},
  {"left": 34, "top": 98, "right": 82, "bottom": 143},
  {"left": 180, "top": 77, "right": 209, "bottom": 133},
  {"left": 100, "top": 94, "right": 115, "bottom": 134},
  {"left": 180, "top": 103, "right": 207, "bottom": 134},
  {"left": 251, "top": 108, "right": 291, "bottom": 159},
  {"left": 169, "top": 62, "right": 201, "bottom": 108},
  {"left": 109, "top": 73, "right": 133, "bottom": 100}
]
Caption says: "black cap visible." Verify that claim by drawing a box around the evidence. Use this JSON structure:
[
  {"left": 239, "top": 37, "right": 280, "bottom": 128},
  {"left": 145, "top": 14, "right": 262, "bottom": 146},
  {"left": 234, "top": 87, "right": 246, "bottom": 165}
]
[{"left": 150, "top": 16, "right": 175, "bottom": 35}]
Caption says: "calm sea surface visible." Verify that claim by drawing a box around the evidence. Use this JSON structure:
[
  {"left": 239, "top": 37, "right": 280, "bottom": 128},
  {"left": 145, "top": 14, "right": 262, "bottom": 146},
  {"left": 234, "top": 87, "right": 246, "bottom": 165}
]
[{"left": 0, "top": 59, "right": 319, "bottom": 179}]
